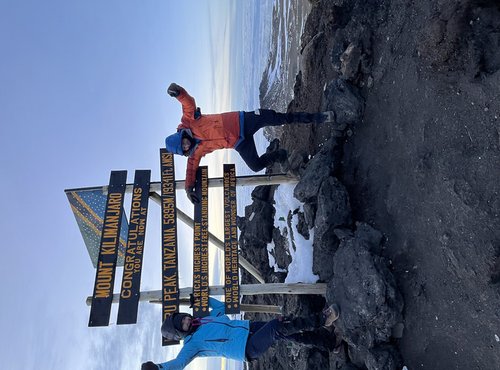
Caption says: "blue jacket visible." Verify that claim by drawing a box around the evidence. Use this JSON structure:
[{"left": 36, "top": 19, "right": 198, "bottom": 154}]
[{"left": 158, "top": 298, "right": 250, "bottom": 369}]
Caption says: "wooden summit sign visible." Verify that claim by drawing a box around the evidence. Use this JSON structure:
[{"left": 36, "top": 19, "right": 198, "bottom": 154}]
[
  {"left": 117, "top": 170, "right": 151, "bottom": 325},
  {"left": 223, "top": 164, "right": 240, "bottom": 313},
  {"left": 160, "top": 150, "right": 180, "bottom": 346},
  {"left": 192, "top": 166, "right": 209, "bottom": 317},
  {"left": 89, "top": 170, "right": 127, "bottom": 327},
  {"left": 72, "top": 159, "right": 309, "bottom": 338}
]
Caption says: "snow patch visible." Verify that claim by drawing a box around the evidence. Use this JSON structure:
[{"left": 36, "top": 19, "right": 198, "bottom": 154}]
[
  {"left": 266, "top": 239, "right": 287, "bottom": 273},
  {"left": 272, "top": 185, "right": 318, "bottom": 283}
]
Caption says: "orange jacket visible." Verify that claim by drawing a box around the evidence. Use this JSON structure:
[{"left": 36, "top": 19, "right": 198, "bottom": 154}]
[{"left": 174, "top": 87, "right": 241, "bottom": 189}]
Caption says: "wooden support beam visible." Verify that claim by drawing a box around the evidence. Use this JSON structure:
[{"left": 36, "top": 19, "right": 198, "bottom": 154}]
[
  {"left": 149, "top": 299, "right": 282, "bottom": 315},
  {"left": 86, "top": 283, "right": 327, "bottom": 306},
  {"left": 150, "top": 192, "right": 265, "bottom": 284},
  {"left": 65, "top": 173, "right": 298, "bottom": 194}
]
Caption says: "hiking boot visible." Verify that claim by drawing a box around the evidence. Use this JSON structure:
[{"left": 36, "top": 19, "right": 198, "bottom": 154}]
[
  {"left": 287, "top": 326, "right": 343, "bottom": 353},
  {"left": 332, "top": 341, "right": 344, "bottom": 354},
  {"left": 323, "top": 304, "right": 340, "bottom": 327},
  {"left": 318, "top": 326, "right": 343, "bottom": 353},
  {"left": 331, "top": 326, "right": 344, "bottom": 353},
  {"left": 278, "top": 313, "right": 322, "bottom": 335},
  {"left": 286, "top": 329, "right": 328, "bottom": 352},
  {"left": 261, "top": 149, "right": 288, "bottom": 168},
  {"left": 273, "top": 149, "right": 288, "bottom": 163},
  {"left": 316, "top": 111, "right": 336, "bottom": 124}
]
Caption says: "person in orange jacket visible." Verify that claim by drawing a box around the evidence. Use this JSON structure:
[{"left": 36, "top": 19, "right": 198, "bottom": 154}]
[{"left": 164, "top": 83, "right": 336, "bottom": 203}]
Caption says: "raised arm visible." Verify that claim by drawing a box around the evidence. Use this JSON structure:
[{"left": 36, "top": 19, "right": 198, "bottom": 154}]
[
  {"left": 156, "top": 343, "right": 197, "bottom": 370},
  {"left": 167, "top": 83, "right": 196, "bottom": 124}
]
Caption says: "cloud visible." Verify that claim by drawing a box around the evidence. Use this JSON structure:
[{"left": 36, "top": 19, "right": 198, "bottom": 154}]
[{"left": 83, "top": 304, "right": 167, "bottom": 370}]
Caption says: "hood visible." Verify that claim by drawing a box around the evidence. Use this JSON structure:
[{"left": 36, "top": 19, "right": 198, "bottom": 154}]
[
  {"left": 165, "top": 131, "right": 184, "bottom": 156},
  {"left": 165, "top": 129, "right": 196, "bottom": 156},
  {"left": 161, "top": 313, "right": 189, "bottom": 341}
]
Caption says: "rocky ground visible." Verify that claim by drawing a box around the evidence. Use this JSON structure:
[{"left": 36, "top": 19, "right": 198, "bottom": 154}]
[{"left": 240, "top": 0, "right": 500, "bottom": 369}]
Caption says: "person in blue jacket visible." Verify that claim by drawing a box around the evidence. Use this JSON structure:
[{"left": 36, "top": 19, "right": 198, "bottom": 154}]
[{"left": 141, "top": 298, "right": 341, "bottom": 370}]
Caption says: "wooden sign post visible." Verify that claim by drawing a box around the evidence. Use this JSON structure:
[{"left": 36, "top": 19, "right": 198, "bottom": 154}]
[
  {"left": 160, "top": 150, "right": 180, "bottom": 345},
  {"left": 89, "top": 170, "right": 127, "bottom": 327},
  {"left": 117, "top": 170, "right": 151, "bottom": 325},
  {"left": 223, "top": 164, "right": 240, "bottom": 313},
  {"left": 192, "top": 166, "right": 209, "bottom": 317},
  {"left": 69, "top": 157, "right": 328, "bottom": 345}
]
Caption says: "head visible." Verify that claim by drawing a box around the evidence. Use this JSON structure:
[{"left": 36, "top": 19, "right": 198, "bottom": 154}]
[
  {"left": 161, "top": 313, "right": 193, "bottom": 341},
  {"left": 165, "top": 130, "right": 194, "bottom": 157},
  {"left": 141, "top": 362, "right": 159, "bottom": 370},
  {"left": 181, "top": 137, "right": 192, "bottom": 154}
]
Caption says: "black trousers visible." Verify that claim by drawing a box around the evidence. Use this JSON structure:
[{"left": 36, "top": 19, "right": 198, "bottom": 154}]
[
  {"left": 244, "top": 320, "right": 284, "bottom": 361},
  {"left": 244, "top": 314, "right": 327, "bottom": 361},
  {"left": 235, "top": 109, "right": 318, "bottom": 172}
]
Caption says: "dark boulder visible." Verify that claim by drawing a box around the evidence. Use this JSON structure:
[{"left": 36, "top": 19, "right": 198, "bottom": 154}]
[
  {"left": 293, "top": 137, "right": 339, "bottom": 203},
  {"left": 239, "top": 186, "right": 275, "bottom": 245},
  {"left": 237, "top": 185, "right": 277, "bottom": 283},
  {"left": 322, "top": 79, "right": 364, "bottom": 127},
  {"left": 271, "top": 227, "right": 292, "bottom": 271},
  {"left": 313, "top": 176, "right": 352, "bottom": 281},
  {"left": 326, "top": 223, "right": 404, "bottom": 369}
]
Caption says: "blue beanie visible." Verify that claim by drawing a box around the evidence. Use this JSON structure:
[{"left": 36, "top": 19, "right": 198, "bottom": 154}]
[{"left": 165, "top": 132, "right": 184, "bottom": 155}]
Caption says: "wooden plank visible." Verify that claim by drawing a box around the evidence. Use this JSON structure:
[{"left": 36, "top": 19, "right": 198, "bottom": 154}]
[
  {"left": 223, "top": 164, "right": 240, "bottom": 314},
  {"left": 88, "top": 170, "right": 127, "bottom": 327},
  {"left": 160, "top": 150, "right": 179, "bottom": 346},
  {"left": 65, "top": 174, "right": 299, "bottom": 194},
  {"left": 149, "top": 300, "right": 282, "bottom": 315},
  {"left": 192, "top": 167, "right": 209, "bottom": 317},
  {"left": 86, "top": 283, "right": 328, "bottom": 305},
  {"left": 117, "top": 170, "right": 151, "bottom": 325}
]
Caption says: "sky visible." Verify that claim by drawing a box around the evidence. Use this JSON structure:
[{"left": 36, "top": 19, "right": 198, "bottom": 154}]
[{"left": 0, "top": 0, "right": 275, "bottom": 369}]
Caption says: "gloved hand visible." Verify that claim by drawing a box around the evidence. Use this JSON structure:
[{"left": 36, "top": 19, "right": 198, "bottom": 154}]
[
  {"left": 185, "top": 188, "right": 200, "bottom": 204},
  {"left": 194, "top": 107, "right": 201, "bottom": 119},
  {"left": 141, "top": 362, "right": 159, "bottom": 370},
  {"left": 167, "top": 83, "right": 181, "bottom": 97}
]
